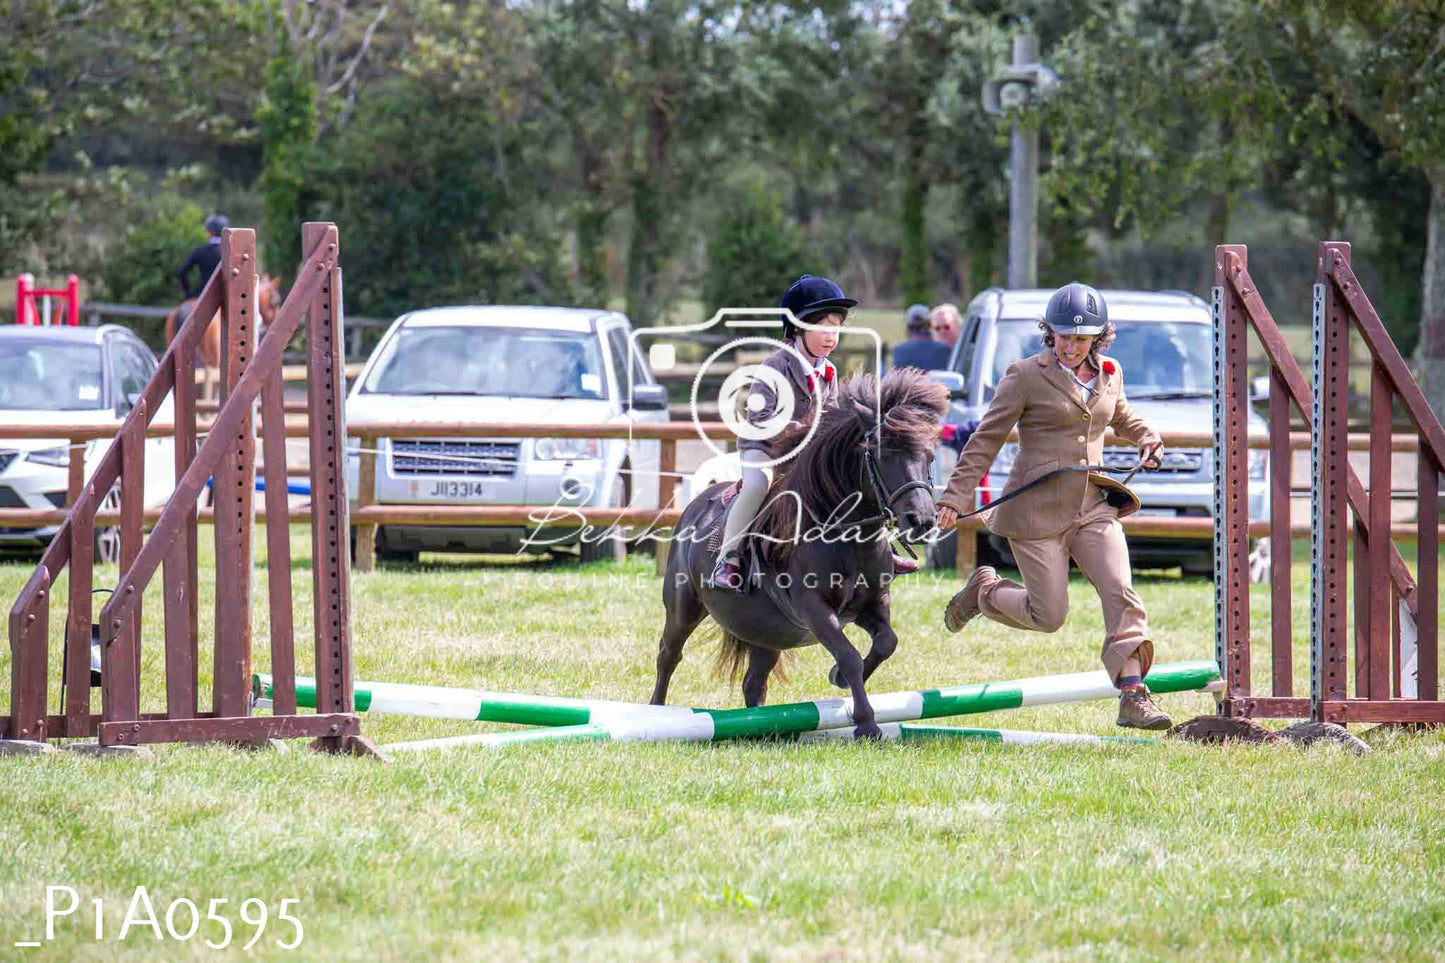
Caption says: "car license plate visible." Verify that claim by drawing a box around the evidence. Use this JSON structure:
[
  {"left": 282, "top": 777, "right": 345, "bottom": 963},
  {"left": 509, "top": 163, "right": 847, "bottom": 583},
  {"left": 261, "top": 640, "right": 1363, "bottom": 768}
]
[{"left": 429, "top": 480, "right": 493, "bottom": 499}]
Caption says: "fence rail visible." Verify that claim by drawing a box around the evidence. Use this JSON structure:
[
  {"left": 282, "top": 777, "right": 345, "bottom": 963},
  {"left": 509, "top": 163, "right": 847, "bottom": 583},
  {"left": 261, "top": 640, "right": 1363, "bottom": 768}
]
[{"left": 4, "top": 418, "right": 1440, "bottom": 580}]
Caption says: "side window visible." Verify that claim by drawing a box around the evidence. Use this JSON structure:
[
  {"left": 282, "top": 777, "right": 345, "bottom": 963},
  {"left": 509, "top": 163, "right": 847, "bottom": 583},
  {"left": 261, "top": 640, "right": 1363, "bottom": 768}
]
[
  {"left": 112, "top": 342, "right": 150, "bottom": 404},
  {"left": 956, "top": 317, "right": 983, "bottom": 384},
  {"left": 627, "top": 332, "right": 654, "bottom": 385},
  {"left": 604, "top": 327, "right": 641, "bottom": 394}
]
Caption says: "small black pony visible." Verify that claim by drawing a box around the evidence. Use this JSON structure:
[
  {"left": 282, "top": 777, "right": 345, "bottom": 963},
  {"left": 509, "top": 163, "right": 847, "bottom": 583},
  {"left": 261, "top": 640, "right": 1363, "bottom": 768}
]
[{"left": 648, "top": 368, "right": 948, "bottom": 738}]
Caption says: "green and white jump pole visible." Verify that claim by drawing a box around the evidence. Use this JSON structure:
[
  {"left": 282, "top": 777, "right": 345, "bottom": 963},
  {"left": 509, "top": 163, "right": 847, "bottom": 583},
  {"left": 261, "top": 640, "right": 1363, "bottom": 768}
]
[
  {"left": 251, "top": 675, "right": 693, "bottom": 727},
  {"left": 375, "top": 660, "right": 1219, "bottom": 751},
  {"left": 798, "top": 723, "right": 1158, "bottom": 746},
  {"left": 384, "top": 722, "right": 1159, "bottom": 753}
]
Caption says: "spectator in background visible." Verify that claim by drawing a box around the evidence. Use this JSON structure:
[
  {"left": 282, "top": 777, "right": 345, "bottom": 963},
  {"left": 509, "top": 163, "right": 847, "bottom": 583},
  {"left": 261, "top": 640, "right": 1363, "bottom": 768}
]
[
  {"left": 931, "top": 303, "right": 962, "bottom": 348},
  {"left": 891, "top": 303, "right": 953, "bottom": 372}
]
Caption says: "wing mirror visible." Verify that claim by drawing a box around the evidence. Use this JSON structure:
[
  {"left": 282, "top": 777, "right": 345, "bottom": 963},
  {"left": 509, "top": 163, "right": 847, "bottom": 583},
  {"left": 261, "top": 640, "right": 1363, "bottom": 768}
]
[
  {"left": 928, "top": 370, "right": 967, "bottom": 400},
  {"left": 114, "top": 391, "right": 141, "bottom": 417},
  {"left": 627, "top": 383, "right": 669, "bottom": 412}
]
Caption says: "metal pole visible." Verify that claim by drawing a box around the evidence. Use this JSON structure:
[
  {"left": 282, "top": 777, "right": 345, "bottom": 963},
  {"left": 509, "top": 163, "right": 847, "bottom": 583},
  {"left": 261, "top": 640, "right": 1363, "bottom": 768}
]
[{"left": 1007, "top": 33, "right": 1039, "bottom": 289}]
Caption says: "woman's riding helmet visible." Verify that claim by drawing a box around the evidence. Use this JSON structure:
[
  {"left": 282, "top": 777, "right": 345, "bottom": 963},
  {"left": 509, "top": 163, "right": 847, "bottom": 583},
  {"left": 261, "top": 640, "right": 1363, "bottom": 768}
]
[{"left": 1043, "top": 281, "right": 1108, "bottom": 335}]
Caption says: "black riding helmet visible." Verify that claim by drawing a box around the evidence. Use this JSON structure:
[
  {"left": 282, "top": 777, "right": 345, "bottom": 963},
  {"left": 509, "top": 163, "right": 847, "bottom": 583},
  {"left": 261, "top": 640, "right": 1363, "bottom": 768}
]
[
  {"left": 204, "top": 213, "right": 230, "bottom": 235},
  {"left": 779, "top": 274, "right": 856, "bottom": 342},
  {"left": 1043, "top": 281, "right": 1107, "bottom": 335}
]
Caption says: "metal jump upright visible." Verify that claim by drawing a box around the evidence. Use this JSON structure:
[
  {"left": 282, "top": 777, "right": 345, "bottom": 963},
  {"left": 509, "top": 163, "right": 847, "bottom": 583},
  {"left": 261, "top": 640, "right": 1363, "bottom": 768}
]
[
  {"left": 1212, "top": 242, "right": 1442, "bottom": 725},
  {"left": 3, "top": 223, "right": 367, "bottom": 752}
]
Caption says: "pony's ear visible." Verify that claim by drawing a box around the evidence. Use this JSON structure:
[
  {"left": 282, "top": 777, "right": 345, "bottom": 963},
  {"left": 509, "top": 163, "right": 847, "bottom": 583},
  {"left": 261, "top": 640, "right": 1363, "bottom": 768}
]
[{"left": 850, "top": 399, "right": 878, "bottom": 441}]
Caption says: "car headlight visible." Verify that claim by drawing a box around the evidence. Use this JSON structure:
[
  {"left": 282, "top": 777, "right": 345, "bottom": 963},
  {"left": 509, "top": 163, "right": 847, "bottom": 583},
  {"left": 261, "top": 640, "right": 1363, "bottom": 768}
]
[
  {"left": 989, "top": 442, "right": 1019, "bottom": 475},
  {"left": 27, "top": 445, "right": 71, "bottom": 468},
  {"left": 534, "top": 437, "right": 600, "bottom": 461},
  {"left": 1248, "top": 449, "right": 1267, "bottom": 481}
]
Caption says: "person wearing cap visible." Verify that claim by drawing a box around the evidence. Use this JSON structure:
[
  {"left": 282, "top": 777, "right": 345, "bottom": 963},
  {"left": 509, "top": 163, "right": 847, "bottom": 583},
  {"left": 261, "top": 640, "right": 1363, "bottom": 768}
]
[
  {"left": 176, "top": 213, "right": 230, "bottom": 299},
  {"left": 891, "top": 303, "right": 953, "bottom": 373},
  {"left": 930, "top": 303, "right": 963, "bottom": 348},
  {"left": 711, "top": 274, "right": 920, "bottom": 592},
  {"left": 931, "top": 282, "right": 1170, "bottom": 730}
]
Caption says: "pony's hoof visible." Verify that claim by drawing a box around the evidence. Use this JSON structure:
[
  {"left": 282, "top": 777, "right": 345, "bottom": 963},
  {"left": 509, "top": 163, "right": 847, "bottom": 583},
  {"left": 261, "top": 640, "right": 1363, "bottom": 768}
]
[
  {"left": 853, "top": 721, "right": 884, "bottom": 741},
  {"left": 828, "top": 665, "right": 849, "bottom": 690}
]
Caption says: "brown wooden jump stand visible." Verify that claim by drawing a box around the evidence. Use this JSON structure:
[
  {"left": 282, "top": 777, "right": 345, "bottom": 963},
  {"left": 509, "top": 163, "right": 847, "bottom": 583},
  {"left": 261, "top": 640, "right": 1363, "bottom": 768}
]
[
  {"left": 1213, "top": 242, "right": 1443, "bottom": 726},
  {"left": 2, "top": 223, "right": 373, "bottom": 755}
]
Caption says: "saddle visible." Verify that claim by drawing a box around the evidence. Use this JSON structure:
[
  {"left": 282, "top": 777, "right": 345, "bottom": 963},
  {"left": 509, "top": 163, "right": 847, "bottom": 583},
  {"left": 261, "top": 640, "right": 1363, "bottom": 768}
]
[{"left": 706, "top": 480, "right": 764, "bottom": 594}]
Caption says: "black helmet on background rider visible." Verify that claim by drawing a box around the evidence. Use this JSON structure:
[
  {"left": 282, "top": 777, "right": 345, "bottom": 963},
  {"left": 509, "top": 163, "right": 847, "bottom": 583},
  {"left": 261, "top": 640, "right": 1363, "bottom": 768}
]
[
  {"left": 779, "top": 274, "right": 857, "bottom": 343},
  {"left": 1043, "top": 281, "right": 1108, "bottom": 336},
  {"left": 204, "top": 213, "right": 230, "bottom": 236}
]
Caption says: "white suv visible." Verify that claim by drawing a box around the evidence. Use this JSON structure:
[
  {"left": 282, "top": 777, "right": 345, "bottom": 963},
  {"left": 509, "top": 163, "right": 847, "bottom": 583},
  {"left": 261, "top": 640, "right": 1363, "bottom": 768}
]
[
  {"left": 0, "top": 324, "right": 175, "bottom": 562},
  {"left": 345, "top": 306, "right": 669, "bottom": 562}
]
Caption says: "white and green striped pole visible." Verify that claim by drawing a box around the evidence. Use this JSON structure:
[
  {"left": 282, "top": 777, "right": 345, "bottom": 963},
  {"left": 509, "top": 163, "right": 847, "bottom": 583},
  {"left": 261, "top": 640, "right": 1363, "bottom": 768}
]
[
  {"left": 798, "top": 723, "right": 1159, "bottom": 746},
  {"left": 378, "top": 660, "right": 1218, "bottom": 751},
  {"left": 251, "top": 674, "right": 692, "bottom": 727},
  {"left": 384, "top": 722, "right": 1157, "bottom": 753}
]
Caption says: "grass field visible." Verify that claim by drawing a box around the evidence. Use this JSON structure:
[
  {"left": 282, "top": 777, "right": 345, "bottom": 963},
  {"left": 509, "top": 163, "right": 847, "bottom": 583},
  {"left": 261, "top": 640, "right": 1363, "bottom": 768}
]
[{"left": 1, "top": 531, "right": 1443, "bottom": 961}]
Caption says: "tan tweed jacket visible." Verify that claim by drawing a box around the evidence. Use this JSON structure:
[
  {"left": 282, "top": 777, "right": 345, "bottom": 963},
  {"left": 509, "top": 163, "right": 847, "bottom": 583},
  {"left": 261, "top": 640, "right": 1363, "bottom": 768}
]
[{"left": 937, "top": 350, "right": 1160, "bottom": 540}]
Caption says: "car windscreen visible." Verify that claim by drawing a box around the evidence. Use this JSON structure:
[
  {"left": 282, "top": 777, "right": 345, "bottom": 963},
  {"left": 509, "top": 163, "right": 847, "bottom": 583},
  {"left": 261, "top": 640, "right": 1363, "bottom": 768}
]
[
  {"left": 360, "top": 325, "right": 607, "bottom": 400},
  {"left": 0, "top": 340, "right": 104, "bottom": 410},
  {"left": 986, "top": 319, "right": 1213, "bottom": 400}
]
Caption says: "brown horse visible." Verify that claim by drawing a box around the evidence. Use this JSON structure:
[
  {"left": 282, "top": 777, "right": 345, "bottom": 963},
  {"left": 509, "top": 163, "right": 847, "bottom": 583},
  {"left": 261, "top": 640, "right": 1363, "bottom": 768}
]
[{"left": 164, "top": 274, "right": 282, "bottom": 399}]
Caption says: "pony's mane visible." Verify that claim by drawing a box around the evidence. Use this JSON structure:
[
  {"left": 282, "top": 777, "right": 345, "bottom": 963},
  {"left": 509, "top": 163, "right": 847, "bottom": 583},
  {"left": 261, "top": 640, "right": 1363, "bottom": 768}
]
[{"left": 752, "top": 367, "right": 948, "bottom": 566}]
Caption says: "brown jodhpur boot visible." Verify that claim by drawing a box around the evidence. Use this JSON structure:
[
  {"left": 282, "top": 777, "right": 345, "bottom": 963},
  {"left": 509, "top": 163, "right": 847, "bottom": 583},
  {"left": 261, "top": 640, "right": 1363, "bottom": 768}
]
[
  {"left": 1116, "top": 684, "right": 1172, "bottom": 730},
  {"left": 943, "top": 565, "right": 999, "bottom": 633}
]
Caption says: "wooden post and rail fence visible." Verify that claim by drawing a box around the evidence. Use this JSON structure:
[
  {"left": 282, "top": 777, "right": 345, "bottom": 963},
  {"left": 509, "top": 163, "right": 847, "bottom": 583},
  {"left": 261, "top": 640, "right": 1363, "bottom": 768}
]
[{"left": 1, "top": 419, "right": 1438, "bottom": 577}]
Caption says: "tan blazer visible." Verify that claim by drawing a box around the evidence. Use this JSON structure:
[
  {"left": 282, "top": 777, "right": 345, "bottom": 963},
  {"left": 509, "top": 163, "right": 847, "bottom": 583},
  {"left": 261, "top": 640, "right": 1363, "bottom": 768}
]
[{"left": 937, "top": 350, "right": 1160, "bottom": 540}]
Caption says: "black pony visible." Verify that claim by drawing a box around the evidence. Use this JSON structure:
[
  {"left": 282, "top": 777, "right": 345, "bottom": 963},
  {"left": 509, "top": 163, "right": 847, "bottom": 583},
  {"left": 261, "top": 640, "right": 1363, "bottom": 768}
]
[{"left": 648, "top": 367, "right": 948, "bottom": 738}]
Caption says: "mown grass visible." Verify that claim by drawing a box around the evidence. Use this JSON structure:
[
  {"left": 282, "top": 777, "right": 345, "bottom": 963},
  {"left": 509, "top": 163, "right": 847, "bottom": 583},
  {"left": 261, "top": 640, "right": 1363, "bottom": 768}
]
[{"left": 1, "top": 531, "right": 1442, "bottom": 961}]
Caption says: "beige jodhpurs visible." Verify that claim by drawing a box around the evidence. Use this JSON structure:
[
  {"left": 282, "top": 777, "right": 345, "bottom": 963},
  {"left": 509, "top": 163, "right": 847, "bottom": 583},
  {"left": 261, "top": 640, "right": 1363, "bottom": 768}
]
[{"left": 978, "top": 498, "right": 1155, "bottom": 682}]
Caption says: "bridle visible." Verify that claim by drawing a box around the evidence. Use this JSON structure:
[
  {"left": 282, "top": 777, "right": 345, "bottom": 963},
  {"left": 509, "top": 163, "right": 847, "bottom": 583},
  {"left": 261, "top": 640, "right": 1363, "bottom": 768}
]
[{"left": 849, "top": 406, "right": 932, "bottom": 557}]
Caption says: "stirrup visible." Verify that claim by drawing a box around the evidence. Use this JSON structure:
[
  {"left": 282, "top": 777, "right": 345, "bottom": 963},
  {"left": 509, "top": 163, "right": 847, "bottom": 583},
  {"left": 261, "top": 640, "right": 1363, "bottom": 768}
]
[{"left": 710, "top": 552, "right": 743, "bottom": 591}]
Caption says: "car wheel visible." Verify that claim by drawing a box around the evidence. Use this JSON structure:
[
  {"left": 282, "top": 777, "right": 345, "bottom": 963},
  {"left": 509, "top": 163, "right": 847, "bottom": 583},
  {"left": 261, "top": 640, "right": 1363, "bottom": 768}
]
[
  {"left": 93, "top": 486, "right": 122, "bottom": 565},
  {"left": 579, "top": 474, "right": 626, "bottom": 563},
  {"left": 926, "top": 531, "right": 1004, "bottom": 570},
  {"left": 1181, "top": 557, "right": 1214, "bottom": 578},
  {"left": 374, "top": 527, "right": 419, "bottom": 565}
]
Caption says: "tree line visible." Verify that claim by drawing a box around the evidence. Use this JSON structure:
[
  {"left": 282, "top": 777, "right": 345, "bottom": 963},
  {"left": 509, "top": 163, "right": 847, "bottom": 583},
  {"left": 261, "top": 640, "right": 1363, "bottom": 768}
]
[{"left": 2, "top": 0, "right": 1443, "bottom": 415}]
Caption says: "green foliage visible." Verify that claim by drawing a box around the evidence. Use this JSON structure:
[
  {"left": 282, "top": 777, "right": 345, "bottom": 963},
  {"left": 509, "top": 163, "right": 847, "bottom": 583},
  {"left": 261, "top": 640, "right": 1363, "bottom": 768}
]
[
  {"left": 898, "top": 168, "right": 929, "bottom": 306},
  {"left": 305, "top": 76, "right": 569, "bottom": 317},
  {"left": 97, "top": 196, "right": 207, "bottom": 306},
  {"left": 701, "top": 176, "right": 813, "bottom": 312},
  {"left": 256, "top": 36, "right": 319, "bottom": 283}
]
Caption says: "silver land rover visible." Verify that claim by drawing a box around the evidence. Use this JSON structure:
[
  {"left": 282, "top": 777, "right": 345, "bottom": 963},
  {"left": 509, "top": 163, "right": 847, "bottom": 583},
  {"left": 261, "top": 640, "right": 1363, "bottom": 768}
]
[
  {"left": 927, "top": 288, "right": 1268, "bottom": 573},
  {"left": 344, "top": 306, "right": 669, "bottom": 562}
]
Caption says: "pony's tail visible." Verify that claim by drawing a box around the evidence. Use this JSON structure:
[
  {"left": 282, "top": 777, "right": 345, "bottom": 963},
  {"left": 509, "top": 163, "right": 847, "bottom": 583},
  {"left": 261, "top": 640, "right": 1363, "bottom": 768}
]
[
  {"left": 712, "top": 631, "right": 750, "bottom": 684},
  {"left": 711, "top": 631, "right": 792, "bottom": 687}
]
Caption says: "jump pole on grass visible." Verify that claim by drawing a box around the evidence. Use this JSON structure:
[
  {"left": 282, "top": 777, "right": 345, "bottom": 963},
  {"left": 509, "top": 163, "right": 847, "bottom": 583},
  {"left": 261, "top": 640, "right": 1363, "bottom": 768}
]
[
  {"left": 251, "top": 674, "right": 694, "bottom": 726},
  {"left": 374, "top": 660, "right": 1220, "bottom": 751},
  {"left": 382, "top": 722, "right": 1159, "bottom": 752},
  {"left": 797, "top": 723, "right": 1159, "bottom": 746}
]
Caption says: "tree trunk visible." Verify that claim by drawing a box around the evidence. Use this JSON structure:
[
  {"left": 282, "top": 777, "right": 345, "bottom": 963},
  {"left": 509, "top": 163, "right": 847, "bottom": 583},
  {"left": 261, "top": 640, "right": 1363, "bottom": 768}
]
[
  {"left": 626, "top": 102, "right": 670, "bottom": 325},
  {"left": 899, "top": 147, "right": 929, "bottom": 307},
  {"left": 1418, "top": 169, "right": 1445, "bottom": 428},
  {"left": 964, "top": 203, "right": 997, "bottom": 300},
  {"left": 1198, "top": 190, "right": 1231, "bottom": 296}
]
